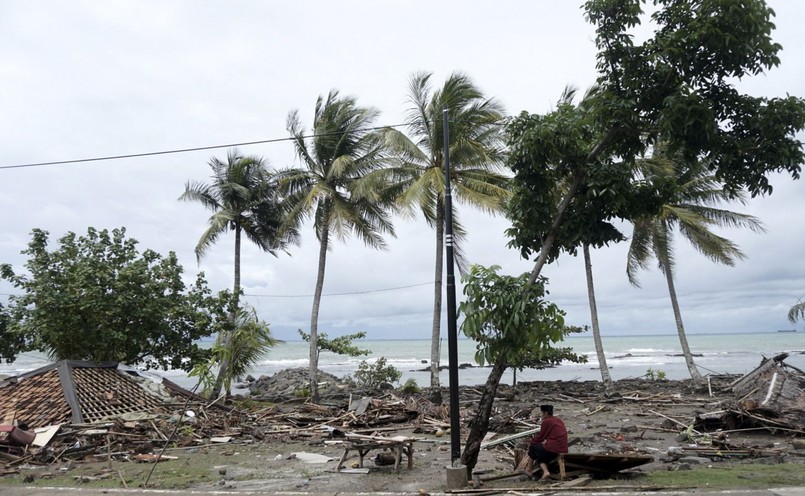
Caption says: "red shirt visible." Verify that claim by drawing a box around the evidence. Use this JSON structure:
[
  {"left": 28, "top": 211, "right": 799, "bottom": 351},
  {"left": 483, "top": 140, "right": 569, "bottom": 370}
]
[{"left": 530, "top": 415, "right": 568, "bottom": 454}]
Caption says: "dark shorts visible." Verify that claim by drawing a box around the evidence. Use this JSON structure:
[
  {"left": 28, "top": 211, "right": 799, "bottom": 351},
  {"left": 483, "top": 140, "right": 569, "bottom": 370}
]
[{"left": 528, "top": 444, "right": 559, "bottom": 464}]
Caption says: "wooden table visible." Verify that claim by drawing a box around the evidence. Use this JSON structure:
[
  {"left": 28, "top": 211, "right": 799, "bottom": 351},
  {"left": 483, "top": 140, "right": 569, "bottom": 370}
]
[{"left": 335, "top": 434, "right": 414, "bottom": 472}]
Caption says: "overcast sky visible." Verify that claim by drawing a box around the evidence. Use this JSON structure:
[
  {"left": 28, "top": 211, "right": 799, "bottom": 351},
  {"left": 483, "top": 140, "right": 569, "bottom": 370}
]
[{"left": 1, "top": 1, "right": 803, "bottom": 342}]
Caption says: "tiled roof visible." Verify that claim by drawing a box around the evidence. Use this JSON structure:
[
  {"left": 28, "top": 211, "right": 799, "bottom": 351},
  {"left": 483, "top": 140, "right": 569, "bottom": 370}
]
[
  {"left": 0, "top": 361, "right": 164, "bottom": 428},
  {"left": 0, "top": 368, "right": 72, "bottom": 427}
]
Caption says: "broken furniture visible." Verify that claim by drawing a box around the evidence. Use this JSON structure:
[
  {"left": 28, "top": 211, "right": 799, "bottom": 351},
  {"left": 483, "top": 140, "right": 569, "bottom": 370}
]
[
  {"left": 335, "top": 434, "right": 413, "bottom": 472},
  {"left": 557, "top": 452, "right": 654, "bottom": 479},
  {"left": 0, "top": 424, "right": 36, "bottom": 458},
  {"left": 0, "top": 425, "right": 35, "bottom": 446}
]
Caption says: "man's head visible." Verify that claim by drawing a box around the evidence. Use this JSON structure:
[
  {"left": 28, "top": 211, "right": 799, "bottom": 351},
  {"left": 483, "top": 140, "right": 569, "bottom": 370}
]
[{"left": 540, "top": 404, "right": 554, "bottom": 416}]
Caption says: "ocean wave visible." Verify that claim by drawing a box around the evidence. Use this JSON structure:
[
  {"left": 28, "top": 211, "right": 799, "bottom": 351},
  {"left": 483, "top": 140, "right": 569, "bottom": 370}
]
[{"left": 625, "top": 348, "right": 675, "bottom": 353}]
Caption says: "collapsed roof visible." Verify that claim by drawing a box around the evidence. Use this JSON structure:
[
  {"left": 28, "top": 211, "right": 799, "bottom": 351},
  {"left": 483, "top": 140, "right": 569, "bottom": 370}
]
[
  {"left": 0, "top": 360, "right": 178, "bottom": 428},
  {"left": 727, "top": 352, "right": 805, "bottom": 431}
]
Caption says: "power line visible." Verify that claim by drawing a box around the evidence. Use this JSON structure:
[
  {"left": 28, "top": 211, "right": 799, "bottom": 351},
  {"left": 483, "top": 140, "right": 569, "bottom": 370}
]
[
  {"left": 0, "top": 280, "right": 434, "bottom": 299},
  {"left": 0, "top": 123, "right": 407, "bottom": 170},
  {"left": 245, "top": 281, "right": 433, "bottom": 298}
]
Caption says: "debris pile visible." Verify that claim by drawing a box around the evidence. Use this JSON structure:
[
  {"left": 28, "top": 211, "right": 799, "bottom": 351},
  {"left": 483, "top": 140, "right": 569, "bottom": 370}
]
[{"left": 1, "top": 358, "right": 803, "bottom": 487}]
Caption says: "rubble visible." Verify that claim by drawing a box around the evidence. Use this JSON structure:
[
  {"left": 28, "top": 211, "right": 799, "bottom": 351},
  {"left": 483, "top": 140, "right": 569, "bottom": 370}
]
[{"left": 0, "top": 360, "right": 803, "bottom": 487}]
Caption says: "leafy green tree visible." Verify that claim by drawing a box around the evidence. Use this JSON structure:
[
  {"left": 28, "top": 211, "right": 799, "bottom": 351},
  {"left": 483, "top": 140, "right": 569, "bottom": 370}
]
[
  {"left": 180, "top": 148, "right": 299, "bottom": 397},
  {"left": 507, "top": 87, "right": 637, "bottom": 389},
  {"left": 281, "top": 90, "right": 395, "bottom": 403},
  {"left": 0, "top": 227, "right": 228, "bottom": 370},
  {"left": 627, "top": 145, "right": 766, "bottom": 382},
  {"left": 789, "top": 299, "right": 805, "bottom": 324},
  {"left": 383, "top": 72, "right": 509, "bottom": 394},
  {"left": 351, "top": 357, "right": 402, "bottom": 390},
  {"left": 0, "top": 303, "right": 23, "bottom": 364},
  {"left": 509, "top": 0, "right": 805, "bottom": 292},
  {"left": 458, "top": 265, "right": 585, "bottom": 475},
  {"left": 298, "top": 329, "right": 370, "bottom": 358},
  {"left": 190, "top": 305, "right": 280, "bottom": 397}
]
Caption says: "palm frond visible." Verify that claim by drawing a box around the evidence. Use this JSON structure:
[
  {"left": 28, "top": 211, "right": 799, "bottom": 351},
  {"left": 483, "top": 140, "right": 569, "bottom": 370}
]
[{"left": 788, "top": 300, "right": 805, "bottom": 324}]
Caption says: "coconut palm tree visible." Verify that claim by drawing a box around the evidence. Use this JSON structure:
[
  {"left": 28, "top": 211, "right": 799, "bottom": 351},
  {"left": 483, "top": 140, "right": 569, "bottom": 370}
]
[
  {"left": 383, "top": 72, "right": 508, "bottom": 394},
  {"left": 627, "top": 144, "right": 766, "bottom": 382},
  {"left": 179, "top": 149, "right": 299, "bottom": 398},
  {"left": 191, "top": 305, "right": 281, "bottom": 397},
  {"left": 281, "top": 90, "right": 395, "bottom": 403}
]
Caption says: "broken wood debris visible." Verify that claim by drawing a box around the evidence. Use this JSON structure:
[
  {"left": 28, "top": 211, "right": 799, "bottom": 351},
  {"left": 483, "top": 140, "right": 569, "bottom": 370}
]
[{"left": 2, "top": 359, "right": 802, "bottom": 487}]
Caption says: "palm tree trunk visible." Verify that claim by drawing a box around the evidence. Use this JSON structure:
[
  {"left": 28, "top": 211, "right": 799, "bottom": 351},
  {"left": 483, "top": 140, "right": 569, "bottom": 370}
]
[
  {"left": 429, "top": 199, "right": 445, "bottom": 398},
  {"left": 210, "top": 226, "right": 242, "bottom": 399},
  {"left": 664, "top": 268, "right": 703, "bottom": 382},
  {"left": 233, "top": 226, "right": 242, "bottom": 302},
  {"left": 584, "top": 244, "right": 612, "bottom": 388},
  {"left": 460, "top": 360, "right": 507, "bottom": 477},
  {"left": 309, "top": 229, "right": 329, "bottom": 403}
]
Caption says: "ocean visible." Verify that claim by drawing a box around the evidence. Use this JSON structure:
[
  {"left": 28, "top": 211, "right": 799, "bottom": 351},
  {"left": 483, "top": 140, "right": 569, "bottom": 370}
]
[{"left": 2, "top": 331, "right": 804, "bottom": 391}]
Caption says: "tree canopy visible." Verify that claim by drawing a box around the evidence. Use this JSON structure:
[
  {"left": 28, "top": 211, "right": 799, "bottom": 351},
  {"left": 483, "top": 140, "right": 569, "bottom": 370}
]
[
  {"left": 584, "top": 0, "right": 805, "bottom": 196},
  {"left": 0, "top": 227, "right": 231, "bottom": 370},
  {"left": 507, "top": 0, "right": 805, "bottom": 286}
]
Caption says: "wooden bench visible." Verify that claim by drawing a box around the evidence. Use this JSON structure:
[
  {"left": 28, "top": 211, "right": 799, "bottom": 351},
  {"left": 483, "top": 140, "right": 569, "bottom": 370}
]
[{"left": 335, "top": 434, "right": 414, "bottom": 472}]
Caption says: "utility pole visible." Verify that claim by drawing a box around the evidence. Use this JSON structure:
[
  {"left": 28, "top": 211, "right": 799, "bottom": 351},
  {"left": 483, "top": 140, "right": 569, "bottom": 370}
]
[{"left": 442, "top": 108, "right": 461, "bottom": 464}]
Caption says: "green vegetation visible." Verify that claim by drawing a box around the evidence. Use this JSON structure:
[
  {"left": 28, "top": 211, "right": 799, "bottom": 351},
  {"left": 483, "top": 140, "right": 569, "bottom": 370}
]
[
  {"left": 789, "top": 299, "right": 805, "bottom": 324},
  {"left": 0, "top": 227, "right": 228, "bottom": 370},
  {"left": 190, "top": 305, "right": 280, "bottom": 397},
  {"left": 350, "top": 356, "right": 402, "bottom": 389},
  {"left": 645, "top": 368, "right": 667, "bottom": 381},
  {"left": 627, "top": 144, "right": 766, "bottom": 383},
  {"left": 180, "top": 149, "right": 300, "bottom": 397},
  {"left": 401, "top": 378, "right": 420, "bottom": 394},
  {"left": 645, "top": 463, "right": 805, "bottom": 490},
  {"left": 383, "top": 71, "right": 508, "bottom": 392},
  {"left": 281, "top": 90, "right": 395, "bottom": 403},
  {"left": 297, "top": 329, "right": 370, "bottom": 358},
  {"left": 458, "top": 264, "right": 585, "bottom": 474}
]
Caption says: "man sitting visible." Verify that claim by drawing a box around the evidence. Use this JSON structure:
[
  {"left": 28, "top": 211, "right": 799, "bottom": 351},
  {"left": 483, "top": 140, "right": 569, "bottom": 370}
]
[{"left": 525, "top": 404, "right": 568, "bottom": 482}]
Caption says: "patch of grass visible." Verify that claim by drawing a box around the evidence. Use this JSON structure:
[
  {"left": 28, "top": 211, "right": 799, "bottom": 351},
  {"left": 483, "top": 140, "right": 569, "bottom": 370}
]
[
  {"left": 1, "top": 458, "right": 219, "bottom": 490},
  {"left": 646, "top": 462, "right": 805, "bottom": 490},
  {"left": 0, "top": 446, "right": 264, "bottom": 490},
  {"left": 232, "top": 397, "right": 275, "bottom": 410}
]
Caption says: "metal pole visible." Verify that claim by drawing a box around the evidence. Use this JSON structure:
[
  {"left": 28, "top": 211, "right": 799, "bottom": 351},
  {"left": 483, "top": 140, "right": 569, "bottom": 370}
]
[{"left": 442, "top": 108, "right": 461, "bottom": 464}]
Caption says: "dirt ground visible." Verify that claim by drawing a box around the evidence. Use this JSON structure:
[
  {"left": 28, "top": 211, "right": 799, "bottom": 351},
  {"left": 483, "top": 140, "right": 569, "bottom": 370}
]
[{"left": 5, "top": 371, "right": 804, "bottom": 494}]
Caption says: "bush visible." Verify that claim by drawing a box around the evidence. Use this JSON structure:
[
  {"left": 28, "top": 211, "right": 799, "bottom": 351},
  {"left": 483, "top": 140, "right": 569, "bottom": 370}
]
[
  {"left": 401, "top": 378, "right": 420, "bottom": 394},
  {"left": 352, "top": 357, "right": 402, "bottom": 390}
]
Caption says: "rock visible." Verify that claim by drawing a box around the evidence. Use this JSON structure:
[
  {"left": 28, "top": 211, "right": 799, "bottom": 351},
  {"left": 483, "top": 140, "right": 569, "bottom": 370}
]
[
  {"left": 675, "top": 432, "right": 691, "bottom": 442},
  {"left": 248, "top": 368, "right": 342, "bottom": 399},
  {"left": 620, "top": 424, "right": 639, "bottom": 433},
  {"left": 661, "top": 419, "right": 677, "bottom": 429},
  {"left": 678, "top": 456, "right": 711, "bottom": 465},
  {"left": 792, "top": 439, "right": 805, "bottom": 450}
]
